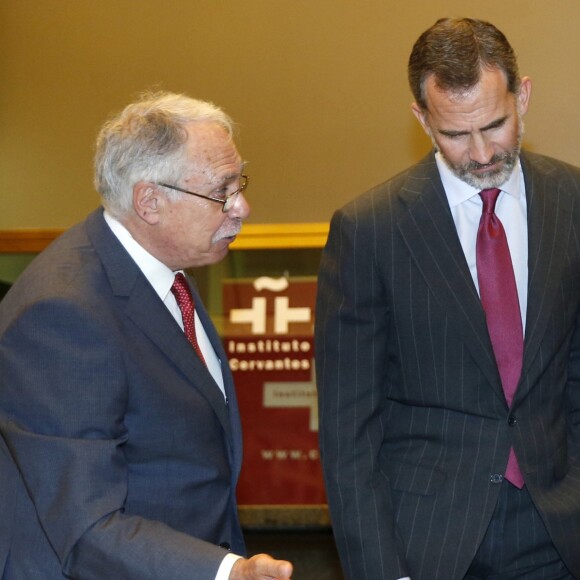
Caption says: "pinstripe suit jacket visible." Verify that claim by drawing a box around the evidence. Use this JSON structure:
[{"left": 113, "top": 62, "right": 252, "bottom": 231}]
[
  {"left": 0, "top": 209, "right": 244, "bottom": 579},
  {"left": 315, "top": 151, "right": 580, "bottom": 580}
]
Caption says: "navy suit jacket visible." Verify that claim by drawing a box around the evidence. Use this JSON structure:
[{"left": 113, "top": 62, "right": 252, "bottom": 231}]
[
  {"left": 0, "top": 208, "right": 244, "bottom": 579},
  {"left": 316, "top": 151, "right": 580, "bottom": 579}
]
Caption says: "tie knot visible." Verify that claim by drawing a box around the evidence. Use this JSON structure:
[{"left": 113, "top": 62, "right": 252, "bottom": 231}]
[
  {"left": 479, "top": 188, "right": 501, "bottom": 215},
  {"left": 171, "top": 273, "right": 193, "bottom": 310}
]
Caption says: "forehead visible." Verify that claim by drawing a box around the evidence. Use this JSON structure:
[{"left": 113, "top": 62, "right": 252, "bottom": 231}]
[
  {"left": 183, "top": 121, "right": 241, "bottom": 176},
  {"left": 424, "top": 68, "right": 516, "bottom": 128}
]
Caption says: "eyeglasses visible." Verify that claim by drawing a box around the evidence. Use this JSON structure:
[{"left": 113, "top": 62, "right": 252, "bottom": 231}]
[{"left": 158, "top": 175, "right": 249, "bottom": 213}]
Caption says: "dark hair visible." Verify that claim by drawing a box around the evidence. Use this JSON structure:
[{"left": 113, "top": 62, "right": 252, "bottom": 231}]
[{"left": 408, "top": 18, "right": 520, "bottom": 110}]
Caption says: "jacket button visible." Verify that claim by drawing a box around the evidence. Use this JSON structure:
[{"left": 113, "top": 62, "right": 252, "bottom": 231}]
[
  {"left": 219, "top": 542, "right": 231, "bottom": 550},
  {"left": 490, "top": 474, "right": 503, "bottom": 484},
  {"left": 508, "top": 415, "right": 517, "bottom": 426}
]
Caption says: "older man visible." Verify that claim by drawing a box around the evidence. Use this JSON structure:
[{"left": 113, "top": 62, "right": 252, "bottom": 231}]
[
  {"left": 316, "top": 18, "right": 580, "bottom": 580},
  {"left": 0, "top": 92, "right": 292, "bottom": 580}
]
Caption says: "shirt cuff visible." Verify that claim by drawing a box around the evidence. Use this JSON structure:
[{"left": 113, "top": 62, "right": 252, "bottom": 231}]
[{"left": 215, "top": 553, "right": 243, "bottom": 580}]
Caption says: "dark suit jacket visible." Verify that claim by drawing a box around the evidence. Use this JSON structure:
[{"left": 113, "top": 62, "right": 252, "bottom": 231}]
[
  {"left": 315, "top": 151, "right": 580, "bottom": 580},
  {"left": 0, "top": 209, "right": 245, "bottom": 579}
]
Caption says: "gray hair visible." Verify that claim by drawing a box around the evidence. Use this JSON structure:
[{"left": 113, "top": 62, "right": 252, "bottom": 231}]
[{"left": 94, "top": 91, "right": 234, "bottom": 217}]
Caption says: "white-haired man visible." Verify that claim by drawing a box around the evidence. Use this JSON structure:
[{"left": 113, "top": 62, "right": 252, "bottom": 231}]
[{"left": 0, "top": 92, "right": 293, "bottom": 580}]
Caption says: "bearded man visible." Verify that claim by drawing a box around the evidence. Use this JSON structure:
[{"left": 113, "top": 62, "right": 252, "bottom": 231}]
[{"left": 316, "top": 17, "right": 580, "bottom": 580}]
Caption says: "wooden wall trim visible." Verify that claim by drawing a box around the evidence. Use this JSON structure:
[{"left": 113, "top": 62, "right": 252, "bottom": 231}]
[
  {"left": 0, "top": 223, "right": 330, "bottom": 253},
  {"left": 0, "top": 230, "right": 64, "bottom": 253},
  {"left": 230, "top": 223, "right": 329, "bottom": 249}
]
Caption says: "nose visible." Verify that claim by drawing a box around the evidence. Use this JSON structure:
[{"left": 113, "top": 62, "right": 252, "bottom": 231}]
[
  {"left": 229, "top": 191, "right": 250, "bottom": 220},
  {"left": 470, "top": 134, "right": 494, "bottom": 165}
]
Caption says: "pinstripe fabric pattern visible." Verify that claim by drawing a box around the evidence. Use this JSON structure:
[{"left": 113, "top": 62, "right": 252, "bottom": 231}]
[
  {"left": 466, "top": 482, "right": 572, "bottom": 577},
  {"left": 315, "top": 151, "right": 580, "bottom": 580}
]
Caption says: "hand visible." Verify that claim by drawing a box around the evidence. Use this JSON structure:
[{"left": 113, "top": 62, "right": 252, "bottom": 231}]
[{"left": 229, "top": 553, "right": 293, "bottom": 579}]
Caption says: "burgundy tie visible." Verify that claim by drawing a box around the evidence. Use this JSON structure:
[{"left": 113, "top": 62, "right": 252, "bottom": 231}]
[
  {"left": 476, "top": 188, "right": 524, "bottom": 488},
  {"left": 171, "top": 273, "right": 207, "bottom": 366}
]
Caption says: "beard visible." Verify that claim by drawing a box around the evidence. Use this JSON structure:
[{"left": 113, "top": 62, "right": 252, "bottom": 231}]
[
  {"left": 445, "top": 147, "right": 519, "bottom": 189},
  {"left": 436, "top": 115, "right": 524, "bottom": 190}
]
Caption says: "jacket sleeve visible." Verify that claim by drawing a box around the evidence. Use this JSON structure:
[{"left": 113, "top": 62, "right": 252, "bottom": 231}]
[
  {"left": 315, "top": 206, "right": 410, "bottom": 580},
  {"left": 565, "top": 306, "right": 580, "bottom": 462},
  {"left": 0, "top": 297, "right": 228, "bottom": 579}
]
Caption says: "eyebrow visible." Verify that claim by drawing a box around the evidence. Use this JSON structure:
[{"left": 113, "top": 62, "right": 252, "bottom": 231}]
[
  {"left": 437, "top": 116, "right": 509, "bottom": 137},
  {"left": 210, "top": 162, "right": 247, "bottom": 186}
]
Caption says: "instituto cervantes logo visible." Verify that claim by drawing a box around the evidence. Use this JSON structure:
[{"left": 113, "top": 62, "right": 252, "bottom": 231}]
[{"left": 222, "top": 275, "right": 325, "bottom": 504}]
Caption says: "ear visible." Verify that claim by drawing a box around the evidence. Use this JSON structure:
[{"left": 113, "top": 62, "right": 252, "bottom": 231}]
[
  {"left": 411, "top": 102, "right": 432, "bottom": 137},
  {"left": 133, "top": 182, "right": 163, "bottom": 225},
  {"left": 517, "top": 76, "right": 532, "bottom": 116}
]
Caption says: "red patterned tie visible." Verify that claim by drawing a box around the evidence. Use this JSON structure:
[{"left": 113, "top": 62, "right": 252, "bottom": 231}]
[
  {"left": 171, "top": 273, "right": 207, "bottom": 366},
  {"left": 476, "top": 188, "right": 524, "bottom": 488}
]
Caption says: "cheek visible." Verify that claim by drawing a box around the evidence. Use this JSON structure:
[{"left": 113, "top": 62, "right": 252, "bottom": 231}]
[
  {"left": 177, "top": 209, "right": 221, "bottom": 241},
  {"left": 437, "top": 140, "right": 466, "bottom": 164},
  {"left": 499, "top": 128, "right": 520, "bottom": 150},
  {"left": 205, "top": 217, "right": 232, "bottom": 245}
]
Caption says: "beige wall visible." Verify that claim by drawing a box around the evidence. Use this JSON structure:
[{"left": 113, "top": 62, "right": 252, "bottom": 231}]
[{"left": 1, "top": 1, "right": 580, "bottom": 228}]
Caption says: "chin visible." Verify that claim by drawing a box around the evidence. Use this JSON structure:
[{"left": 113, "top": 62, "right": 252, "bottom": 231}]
[{"left": 209, "top": 242, "right": 232, "bottom": 262}]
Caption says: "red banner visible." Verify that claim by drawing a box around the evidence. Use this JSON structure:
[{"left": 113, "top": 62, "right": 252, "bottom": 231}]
[{"left": 223, "top": 277, "right": 325, "bottom": 505}]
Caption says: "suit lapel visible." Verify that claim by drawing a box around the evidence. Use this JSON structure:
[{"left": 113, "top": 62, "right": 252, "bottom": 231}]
[
  {"left": 396, "top": 152, "right": 576, "bottom": 406},
  {"left": 396, "top": 155, "right": 505, "bottom": 401},
  {"left": 125, "top": 285, "right": 234, "bottom": 441},
  {"left": 520, "top": 153, "right": 575, "bottom": 393},
  {"left": 84, "top": 209, "right": 236, "bottom": 448},
  {"left": 187, "top": 276, "right": 243, "bottom": 476}
]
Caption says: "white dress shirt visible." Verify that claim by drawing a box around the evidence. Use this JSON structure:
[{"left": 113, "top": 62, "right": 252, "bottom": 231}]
[
  {"left": 102, "top": 211, "right": 240, "bottom": 579},
  {"left": 103, "top": 211, "right": 227, "bottom": 397},
  {"left": 436, "top": 153, "right": 528, "bottom": 331}
]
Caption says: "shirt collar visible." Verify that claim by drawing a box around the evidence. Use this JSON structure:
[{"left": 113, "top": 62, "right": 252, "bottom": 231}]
[
  {"left": 103, "top": 210, "right": 177, "bottom": 302},
  {"left": 435, "top": 151, "right": 523, "bottom": 208}
]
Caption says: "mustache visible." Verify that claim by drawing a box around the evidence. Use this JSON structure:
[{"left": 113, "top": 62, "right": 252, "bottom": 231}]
[
  {"left": 215, "top": 219, "right": 242, "bottom": 241},
  {"left": 227, "top": 219, "right": 242, "bottom": 237},
  {"left": 466, "top": 151, "right": 513, "bottom": 171}
]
